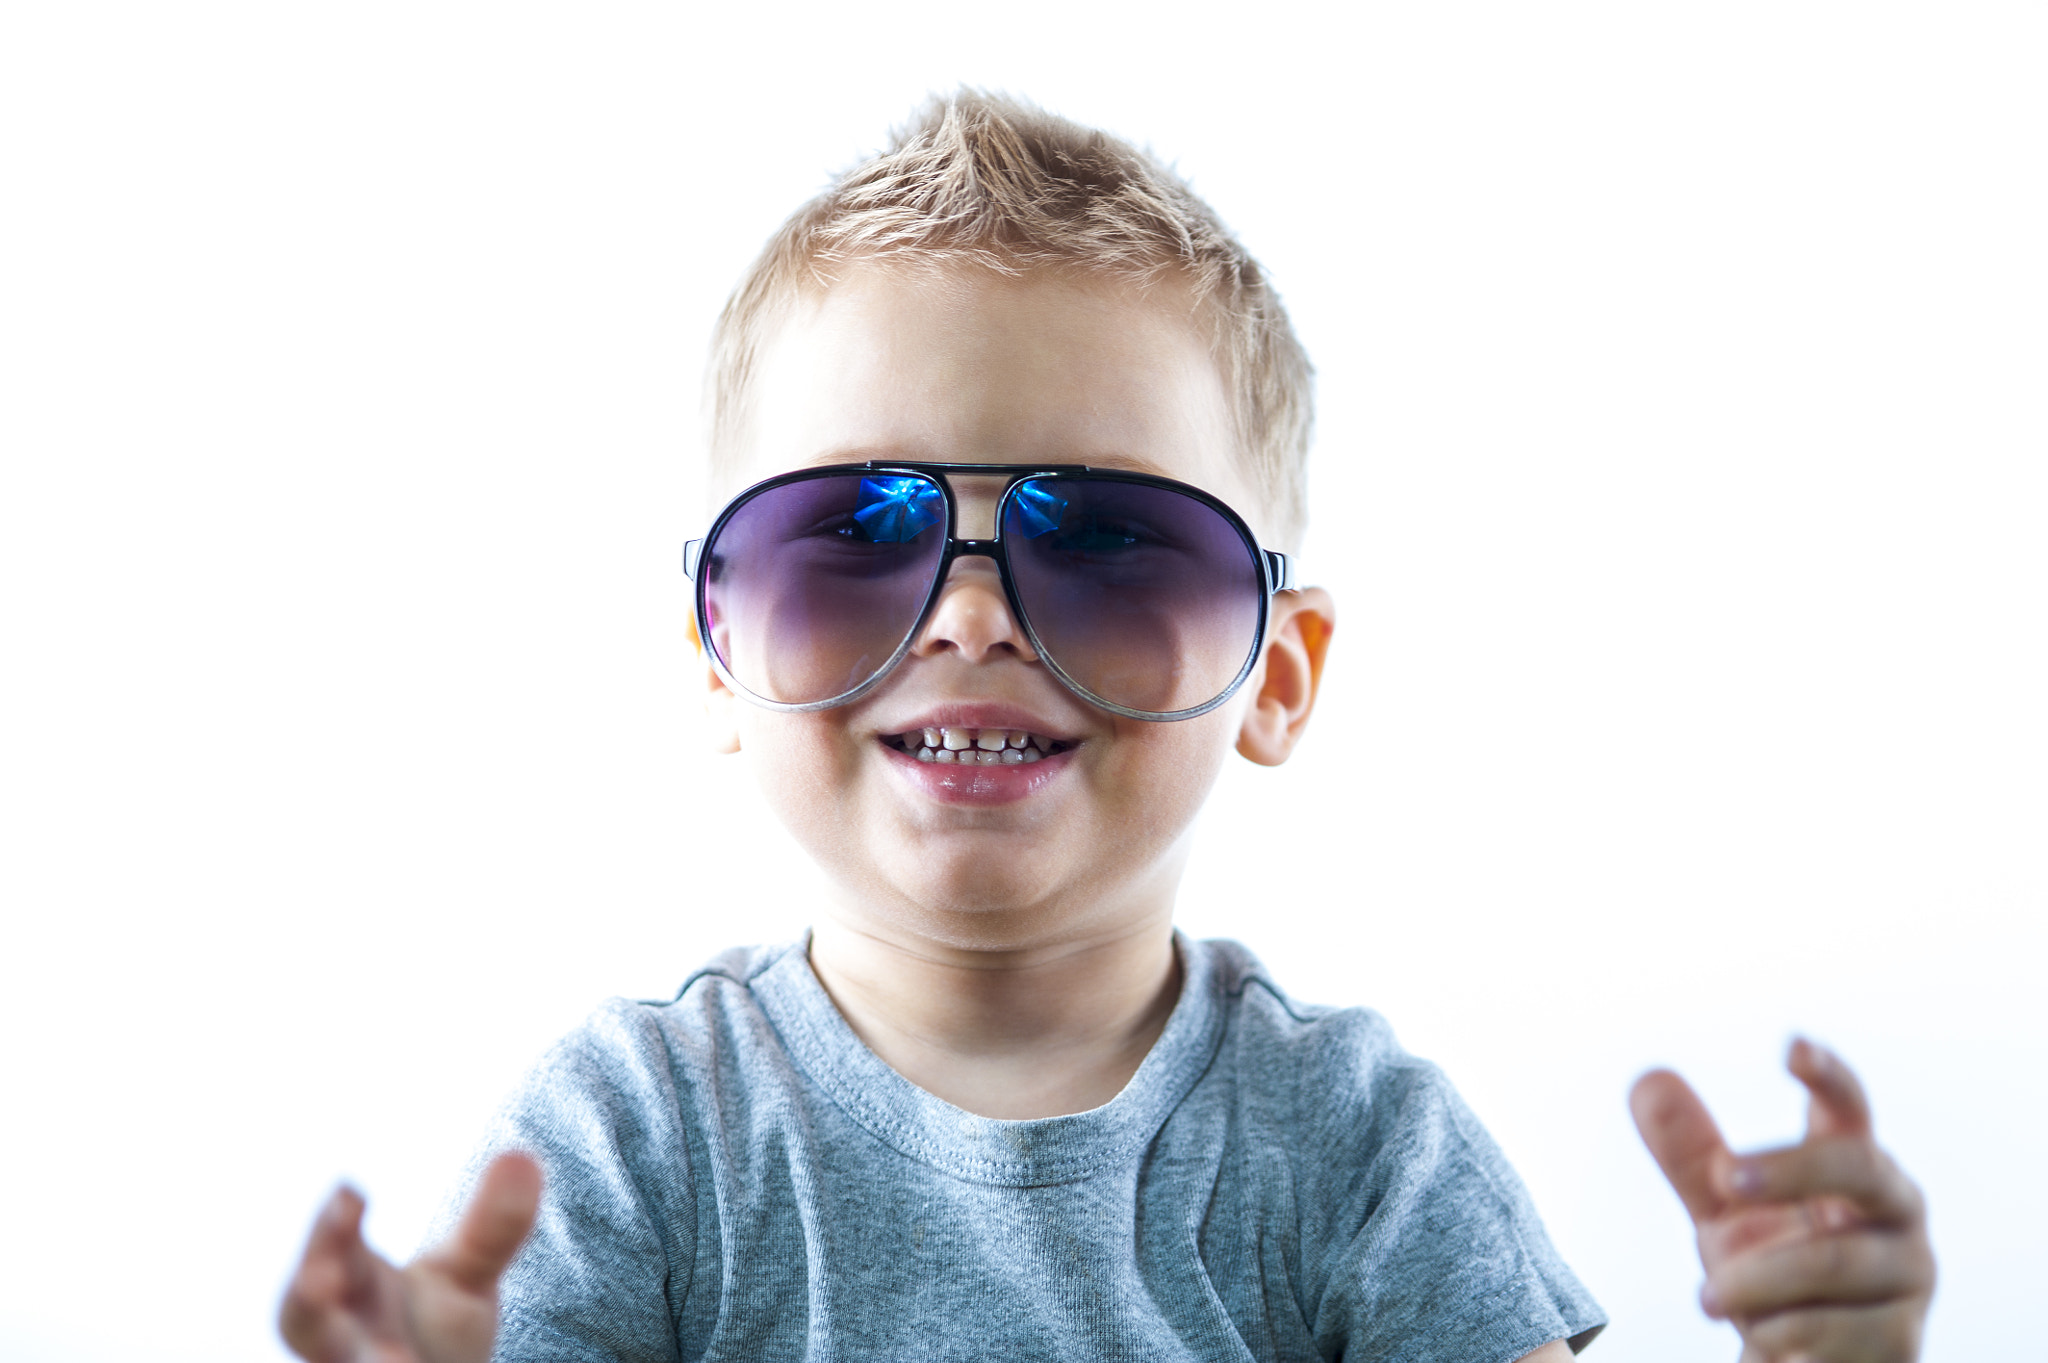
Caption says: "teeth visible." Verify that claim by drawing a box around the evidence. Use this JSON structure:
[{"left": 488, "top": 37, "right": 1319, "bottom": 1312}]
[{"left": 900, "top": 726, "right": 1066, "bottom": 765}]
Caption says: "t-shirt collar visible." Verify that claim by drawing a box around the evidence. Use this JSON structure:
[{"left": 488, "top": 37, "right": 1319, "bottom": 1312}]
[{"left": 750, "top": 931, "right": 1225, "bottom": 1187}]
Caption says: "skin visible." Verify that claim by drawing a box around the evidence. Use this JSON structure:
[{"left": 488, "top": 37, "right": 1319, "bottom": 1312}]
[
  {"left": 279, "top": 1153, "right": 541, "bottom": 1363},
  {"left": 278, "top": 264, "right": 1930, "bottom": 1363},
  {"left": 1632, "top": 1040, "right": 1935, "bottom": 1362},
  {"left": 709, "top": 264, "right": 1336, "bottom": 1120}
]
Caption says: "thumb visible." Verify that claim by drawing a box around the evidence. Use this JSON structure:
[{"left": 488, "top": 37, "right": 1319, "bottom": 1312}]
[
  {"left": 1630, "top": 1068, "right": 1731, "bottom": 1223},
  {"left": 424, "top": 1151, "right": 543, "bottom": 1294}
]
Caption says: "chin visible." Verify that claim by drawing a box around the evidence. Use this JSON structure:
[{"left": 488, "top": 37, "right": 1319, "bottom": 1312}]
[
  {"left": 907, "top": 872, "right": 1182, "bottom": 958},
  {"left": 876, "top": 867, "right": 1082, "bottom": 940},
  {"left": 919, "top": 866, "right": 1065, "bottom": 916}
]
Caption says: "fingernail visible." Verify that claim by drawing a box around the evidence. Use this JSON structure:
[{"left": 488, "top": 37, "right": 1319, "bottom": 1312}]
[{"left": 1792, "top": 1036, "right": 1835, "bottom": 1071}]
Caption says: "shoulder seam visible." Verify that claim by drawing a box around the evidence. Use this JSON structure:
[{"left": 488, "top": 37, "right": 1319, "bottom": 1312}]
[
  {"left": 1238, "top": 972, "right": 1328, "bottom": 1027},
  {"left": 638, "top": 967, "right": 744, "bottom": 1007},
  {"left": 638, "top": 944, "right": 791, "bottom": 1007}
]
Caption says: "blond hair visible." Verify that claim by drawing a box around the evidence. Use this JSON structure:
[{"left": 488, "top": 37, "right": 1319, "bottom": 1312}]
[{"left": 706, "top": 90, "right": 1315, "bottom": 548}]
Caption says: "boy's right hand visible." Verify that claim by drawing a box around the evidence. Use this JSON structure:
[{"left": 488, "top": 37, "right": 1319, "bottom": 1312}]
[{"left": 278, "top": 1151, "right": 541, "bottom": 1363}]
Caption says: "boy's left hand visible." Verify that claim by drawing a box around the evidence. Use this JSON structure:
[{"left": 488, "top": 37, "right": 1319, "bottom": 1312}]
[{"left": 1631, "top": 1040, "right": 1935, "bottom": 1362}]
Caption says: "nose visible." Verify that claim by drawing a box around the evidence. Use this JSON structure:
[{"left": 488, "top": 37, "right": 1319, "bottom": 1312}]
[{"left": 911, "top": 556, "right": 1038, "bottom": 665}]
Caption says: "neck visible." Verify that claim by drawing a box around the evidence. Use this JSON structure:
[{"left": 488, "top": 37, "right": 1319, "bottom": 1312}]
[{"left": 806, "top": 910, "right": 1181, "bottom": 1120}]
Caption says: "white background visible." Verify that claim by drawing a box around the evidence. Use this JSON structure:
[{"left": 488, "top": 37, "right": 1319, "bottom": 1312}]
[{"left": 2, "top": 4, "right": 2042, "bottom": 1360}]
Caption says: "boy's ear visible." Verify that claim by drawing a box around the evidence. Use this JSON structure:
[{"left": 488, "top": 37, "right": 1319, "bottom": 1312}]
[
  {"left": 1236, "top": 587, "right": 1335, "bottom": 767},
  {"left": 685, "top": 613, "right": 744, "bottom": 754}
]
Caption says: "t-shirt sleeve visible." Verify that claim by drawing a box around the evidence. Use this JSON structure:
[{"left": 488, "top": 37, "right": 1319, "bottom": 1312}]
[
  {"left": 1291, "top": 1015, "right": 1606, "bottom": 1361},
  {"left": 434, "top": 1002, "right": 697, "bottom": 1363}
]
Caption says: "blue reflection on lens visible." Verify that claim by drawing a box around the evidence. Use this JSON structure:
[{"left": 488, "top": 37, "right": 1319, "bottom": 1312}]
[
  {"left": 1012, "top": 481, "right": 1068, "bottom": 538},
  {"left": 853, "top": 476, "right": 944, "bottom": 543}
]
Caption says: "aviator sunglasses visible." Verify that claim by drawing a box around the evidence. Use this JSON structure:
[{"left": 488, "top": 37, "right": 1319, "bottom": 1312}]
[{"left": 683, "top": 462, "right": 1295, "bottom": 722}]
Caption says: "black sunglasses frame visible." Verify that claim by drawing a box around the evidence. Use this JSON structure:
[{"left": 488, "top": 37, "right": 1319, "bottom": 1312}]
[{"left": 683, "top": 461, "right": 1295, "bottom": 722}]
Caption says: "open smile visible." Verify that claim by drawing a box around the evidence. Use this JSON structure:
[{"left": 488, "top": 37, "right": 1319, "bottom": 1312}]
[
  {"left": 877, "top": 725, "right": 1078, "bottom": 806},
  {"left": 882, "top": 725, "right": 1077, "bottom": 765}
]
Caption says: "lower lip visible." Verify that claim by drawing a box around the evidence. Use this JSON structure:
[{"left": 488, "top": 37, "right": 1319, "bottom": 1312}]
[{"left": 881, "top": 742, "right": 1072, "bottom": 805}]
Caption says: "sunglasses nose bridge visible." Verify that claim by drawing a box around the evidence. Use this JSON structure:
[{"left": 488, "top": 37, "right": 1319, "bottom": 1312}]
[{"left": 937, "top": 470, "right": 1015, "bottom": 540}]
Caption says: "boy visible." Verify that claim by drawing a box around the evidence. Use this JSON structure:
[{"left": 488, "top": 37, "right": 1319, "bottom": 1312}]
[{"left": 280, "top": 92, "right": 1933, "bottom": 1362}]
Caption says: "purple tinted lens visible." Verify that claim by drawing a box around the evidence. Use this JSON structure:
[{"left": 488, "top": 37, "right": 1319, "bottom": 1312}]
[
  {"left": 1002, "top": 477, "right": 1263, "bottom": 715},
  {"left": 702, "top": 473, "right": 947, "bottom": 705}
]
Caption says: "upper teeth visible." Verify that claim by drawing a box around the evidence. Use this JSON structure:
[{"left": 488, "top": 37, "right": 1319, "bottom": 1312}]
[{"left": 902, "top": 727, "right": 1057, "bottom": 765}]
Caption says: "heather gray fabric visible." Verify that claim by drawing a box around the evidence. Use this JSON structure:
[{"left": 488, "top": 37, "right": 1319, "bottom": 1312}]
[{"left": 453, "top": 936, "right": 1605, "bottom": 1362}]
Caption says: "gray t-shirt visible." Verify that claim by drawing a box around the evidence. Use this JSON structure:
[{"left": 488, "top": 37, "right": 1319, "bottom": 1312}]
[{"left": 461, "top": 936, "right": 1605, "bottom": 1362}]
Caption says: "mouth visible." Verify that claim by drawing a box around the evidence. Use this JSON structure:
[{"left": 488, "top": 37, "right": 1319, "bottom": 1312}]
[{"left": 881, "top": 725, "right": 1078, "bottom": 766}]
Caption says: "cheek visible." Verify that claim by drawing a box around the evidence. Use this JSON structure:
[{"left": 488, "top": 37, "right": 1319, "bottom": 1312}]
[
  {"left": 734, "top": 714, "right": 869, "bottom": 829},
  {"left": 1100, "top": 706, "right": 1241, "bottom": 838}
]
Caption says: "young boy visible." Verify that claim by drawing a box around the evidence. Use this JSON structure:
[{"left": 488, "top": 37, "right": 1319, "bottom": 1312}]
[{"left": 280, "top": 93, "right": 1934, "bottom": 1363}]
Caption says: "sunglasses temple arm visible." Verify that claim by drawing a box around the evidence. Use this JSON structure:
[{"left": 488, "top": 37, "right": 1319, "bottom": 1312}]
[{"left": 1264, "top": 550, "right": 1294, "bottom": 594}]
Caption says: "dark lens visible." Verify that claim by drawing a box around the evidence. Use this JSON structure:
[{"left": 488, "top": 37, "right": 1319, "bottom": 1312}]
[
  {"left": 702, "top": 472, "right": 947, "bottom": 705},
  {"left": 1002, "top": 476, "right": 1263, "bottom": 715}
]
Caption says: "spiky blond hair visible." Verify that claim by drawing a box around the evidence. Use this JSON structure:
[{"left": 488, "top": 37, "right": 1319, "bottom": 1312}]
[{"left": 706, "top": 90, "right": 1315, "bottom": 548}]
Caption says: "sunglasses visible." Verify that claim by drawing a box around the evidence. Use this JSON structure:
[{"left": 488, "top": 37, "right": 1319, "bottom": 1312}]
[{"left": 683, "top": 462, "right": 1294, "bottom": 721}]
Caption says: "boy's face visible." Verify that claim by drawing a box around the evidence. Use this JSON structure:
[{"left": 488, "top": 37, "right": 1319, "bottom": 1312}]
[{"left": 705, "top": 264, "right": 1326, "bottom": 952}]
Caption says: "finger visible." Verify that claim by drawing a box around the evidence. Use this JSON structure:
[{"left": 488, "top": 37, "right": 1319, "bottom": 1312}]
[
  {"left": 1787, "top": 1037, "right": 1873, "bottom": 1140},
  {"left": 1740, "top": 1300, "right": 1926, "bottom": 1361},
  {"left": 277, "top": 1297, "right": 359, "bottom": 1363},
  {"left": 1698, "top": 1198, "right": 1825, "bottom": 1264},
  {"left": 1703, "top": 1227, "right": 1934, "bottom": 1320},
  {"left": 278, "top": 1186, "right": 375, "bottom": 1361},
  {"left": 422, "top": 1151, "right": 543, "bottom": 1293},
  {"left": 285, "top": 1186, "right": 374, "bottom": 1307},
  {"left": 1631, "top": 1068, "right": 1732, "bottom": 1222},
  {"left": 1724, "top": 1137, "right": 1924, "bottom": 1225}
]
